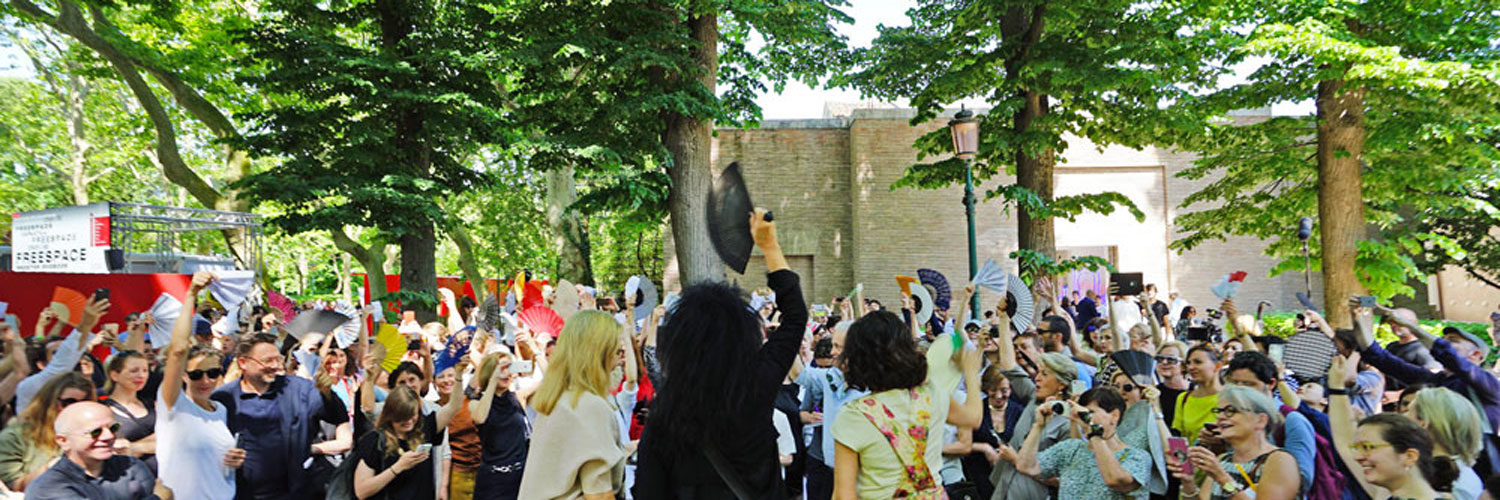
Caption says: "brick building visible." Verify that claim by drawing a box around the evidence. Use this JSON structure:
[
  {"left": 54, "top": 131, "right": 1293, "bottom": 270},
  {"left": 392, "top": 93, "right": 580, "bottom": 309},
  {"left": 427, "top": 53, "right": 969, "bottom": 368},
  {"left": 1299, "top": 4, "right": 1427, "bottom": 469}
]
[{"left": 663, "top": 104, "right": 1496, "bottom": 323}]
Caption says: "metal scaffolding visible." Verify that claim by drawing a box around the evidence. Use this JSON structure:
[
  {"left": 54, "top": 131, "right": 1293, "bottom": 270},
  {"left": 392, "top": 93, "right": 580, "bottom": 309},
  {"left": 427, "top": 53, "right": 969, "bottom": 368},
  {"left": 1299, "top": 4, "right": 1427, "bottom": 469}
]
[{"left": 108, "top": 202, "right": 264, "bottom": 274}]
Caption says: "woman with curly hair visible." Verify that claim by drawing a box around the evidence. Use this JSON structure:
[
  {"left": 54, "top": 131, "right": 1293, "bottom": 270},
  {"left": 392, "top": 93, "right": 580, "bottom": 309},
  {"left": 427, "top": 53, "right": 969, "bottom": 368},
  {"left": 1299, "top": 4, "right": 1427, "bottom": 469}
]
[
  {"left": 632, "top": 210, "right": 807, "bottom": 500},
  {"left": 832, "top": 308, "right": 983, "bottom": 499}
]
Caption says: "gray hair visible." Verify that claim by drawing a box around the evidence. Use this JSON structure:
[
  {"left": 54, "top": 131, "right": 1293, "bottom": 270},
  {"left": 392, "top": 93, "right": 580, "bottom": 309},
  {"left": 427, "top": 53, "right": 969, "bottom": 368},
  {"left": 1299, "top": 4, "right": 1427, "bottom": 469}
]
[
  {"left": 1413, "top": 388, "right": 1483, "bottom": 466},
  {"left": 1039, "top": 352, "right": 1078, "bottom": 387},
  {"left": 1218, "top": 385, "right": 1284, "bottom": 438}
]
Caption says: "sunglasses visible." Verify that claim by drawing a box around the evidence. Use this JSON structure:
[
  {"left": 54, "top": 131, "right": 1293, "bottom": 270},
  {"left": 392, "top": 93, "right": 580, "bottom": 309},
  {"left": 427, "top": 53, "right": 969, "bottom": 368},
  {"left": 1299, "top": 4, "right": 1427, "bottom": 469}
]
[
  {"left": 59, "top": 397, "right": 85, "bottom": 408},
  {"left": 1114, "top": 383, "right": 1138, "bottom": 393},
  {"left": 76, "top": 422, "right": 122, "bottom": 440},
  {"left": 1154, "top": 355, "right": 1181, "bottom": 365},
  {"left": 187, "top": 368, "right": 225, "bottom": 380}
]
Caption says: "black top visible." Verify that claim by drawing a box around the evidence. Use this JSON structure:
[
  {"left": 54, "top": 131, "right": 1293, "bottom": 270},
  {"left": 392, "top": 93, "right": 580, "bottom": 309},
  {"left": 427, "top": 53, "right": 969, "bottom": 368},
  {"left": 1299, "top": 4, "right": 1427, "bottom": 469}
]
[
  {"left": 355, "top": 413, "right": 444, "bottom": 500},
  {"left": 23, "top": 455, "right": 157, "bottom": 500},
  {"left": 1158, "top": 384, "right": 1186, "bottom": 428},
  {"left": 475, "top": 391, "right": 530, "bottom": 468},
  {"left": 102, "top": 398, "right": 157, "bottom": 473},
  {"left": 632, "top": 269, "right": 807, "bottom": 500}
]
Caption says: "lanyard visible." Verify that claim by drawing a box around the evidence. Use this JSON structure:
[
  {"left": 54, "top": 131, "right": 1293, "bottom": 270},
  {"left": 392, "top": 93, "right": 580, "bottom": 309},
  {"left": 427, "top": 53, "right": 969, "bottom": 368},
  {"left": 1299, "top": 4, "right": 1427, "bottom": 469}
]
[{"left": 1235, "top": 464, "right": 1257, "bottom": 491}]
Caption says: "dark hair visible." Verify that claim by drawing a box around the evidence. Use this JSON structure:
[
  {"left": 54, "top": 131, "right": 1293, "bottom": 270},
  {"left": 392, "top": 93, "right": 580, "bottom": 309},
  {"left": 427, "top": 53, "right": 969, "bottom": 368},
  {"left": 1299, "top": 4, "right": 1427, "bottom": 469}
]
[
  {"left": 1180, "top": 306, "right": 1196, "bottom": 321},
  {"left": 840, "top": 311, "right": 927, "bottom": 393},
  {"left": 1039, "top": 316, "right": 1069, "bottom": 338},
  {"left": 237, "top": 333, "right": 280, "bottom": 357},
  {"left": 389, "top": 361, "right": 424, "bottom": 386},
  {"left": 1226, "top": 351, "right": 1278, "bottom": 385},
  {"left": 1079, "top": 386, "right": 1127, "bottom": 418},
  {"left": 187, "top": 344, "right": 224, "bottom": 365},
  {"left": 813, "top": 336, "right": 834, "bottom": 359},
  {"left": 1333, "top": 328, "right": 1362, "bottom": 353},
  {"left": 1359, "top": 413, "right": 1459, "bottom": 492},
  {"left": 25, "top": 336, "right": 65, "bottom": 375},
  {"left": 647, "top": 280, "right": 763, "bottom": 452}
]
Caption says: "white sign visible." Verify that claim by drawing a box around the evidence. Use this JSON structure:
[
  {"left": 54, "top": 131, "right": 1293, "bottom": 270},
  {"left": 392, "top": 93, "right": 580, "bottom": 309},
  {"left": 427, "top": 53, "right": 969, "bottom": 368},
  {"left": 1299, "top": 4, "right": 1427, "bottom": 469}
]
[{"left": 10, "top": 203, "right": 112, "bottom": 273}]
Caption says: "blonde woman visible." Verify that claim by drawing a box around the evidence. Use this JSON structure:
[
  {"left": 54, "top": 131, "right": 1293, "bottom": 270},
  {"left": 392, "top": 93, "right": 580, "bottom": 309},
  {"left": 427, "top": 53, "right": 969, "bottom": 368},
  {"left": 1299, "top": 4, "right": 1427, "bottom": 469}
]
[
  {"left": 518, "top": 310, "right": 628, "bottom": 500},
  {"left": 1407, "top": 387, "right": 1484, "bottom": 500}
]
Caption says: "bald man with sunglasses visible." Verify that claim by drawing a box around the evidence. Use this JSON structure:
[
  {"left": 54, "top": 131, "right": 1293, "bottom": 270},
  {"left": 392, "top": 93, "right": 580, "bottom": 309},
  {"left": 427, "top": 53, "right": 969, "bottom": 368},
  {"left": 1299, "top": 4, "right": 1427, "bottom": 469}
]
[{"left": 24, "top": 401, "right": 172, "bottom": 500}]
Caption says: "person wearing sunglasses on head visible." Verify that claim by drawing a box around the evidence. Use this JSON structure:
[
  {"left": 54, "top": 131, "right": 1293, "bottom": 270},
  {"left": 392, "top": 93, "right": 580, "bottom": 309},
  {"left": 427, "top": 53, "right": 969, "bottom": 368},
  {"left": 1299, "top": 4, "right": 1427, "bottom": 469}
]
[
  {"left": 0, "top": 372, "right": 95, "bottom": 493},
  {"left": 22, "top": 400, "right": 172, "bottom": 500},
  {"left": 157, "top": 271, "right": 244, "bottom": 500}
]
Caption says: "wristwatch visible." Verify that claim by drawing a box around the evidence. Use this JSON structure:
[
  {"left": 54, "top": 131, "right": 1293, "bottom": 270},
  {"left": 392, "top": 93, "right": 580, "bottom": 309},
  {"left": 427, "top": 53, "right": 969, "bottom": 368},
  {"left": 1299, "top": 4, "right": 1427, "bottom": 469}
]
[{"left": 1220, "top": 478, "right": 1244, "bottom": 496}]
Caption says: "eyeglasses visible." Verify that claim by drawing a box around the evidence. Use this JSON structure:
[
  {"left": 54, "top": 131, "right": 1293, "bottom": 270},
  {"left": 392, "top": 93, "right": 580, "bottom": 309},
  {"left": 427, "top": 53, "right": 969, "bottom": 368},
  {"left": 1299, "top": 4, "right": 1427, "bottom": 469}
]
[
  {"left": 74, "top": 422, "right": 121, "bottom": 440},
  {"left": 1350, "top": 441, "right": 1394, "bottom": 455},
  {"left": 1209, "top": 406, "right": 1244, "bottom": 418},
  {"left": 187, "top": 368, "right": 225, "bottom": 381},
  {"left": 247, "top": 355, "right": 284, "bottom": 367},
  {"left": 59, "top": 397, "right": 84, "bottom": 408},
  {"left": 1154, "top": 355, "right": 1182, "bottom": 365}
]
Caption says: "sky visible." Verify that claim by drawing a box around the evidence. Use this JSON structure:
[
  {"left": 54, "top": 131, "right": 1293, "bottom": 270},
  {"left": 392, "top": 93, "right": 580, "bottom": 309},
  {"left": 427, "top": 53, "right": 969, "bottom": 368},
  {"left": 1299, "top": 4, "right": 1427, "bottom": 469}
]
[{"left": 1, "top": 0, "right": 1312, "bottom": 118}]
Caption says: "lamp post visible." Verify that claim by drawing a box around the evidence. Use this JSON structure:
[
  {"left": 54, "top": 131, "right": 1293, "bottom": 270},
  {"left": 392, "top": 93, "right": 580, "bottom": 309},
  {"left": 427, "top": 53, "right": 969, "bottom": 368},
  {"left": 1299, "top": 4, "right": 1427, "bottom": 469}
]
[{"left": 949, "top": 107, "right": 981, "bottom": 315}]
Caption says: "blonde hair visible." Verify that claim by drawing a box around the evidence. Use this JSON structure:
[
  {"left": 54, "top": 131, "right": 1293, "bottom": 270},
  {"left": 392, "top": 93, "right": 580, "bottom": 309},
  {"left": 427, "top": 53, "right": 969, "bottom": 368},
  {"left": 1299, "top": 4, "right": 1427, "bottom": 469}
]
[
  {"left": 1413, "top": 388, "right": 1483, "bottom": 465},
  {"left": 531, "top": 310, "right": 619, "bottom": 415},
  {"left": 22, "top": 373, "right": 95, "bottom": 451},
  {"left": 475, "top": 351, "right": 514, "bottom": 388}
]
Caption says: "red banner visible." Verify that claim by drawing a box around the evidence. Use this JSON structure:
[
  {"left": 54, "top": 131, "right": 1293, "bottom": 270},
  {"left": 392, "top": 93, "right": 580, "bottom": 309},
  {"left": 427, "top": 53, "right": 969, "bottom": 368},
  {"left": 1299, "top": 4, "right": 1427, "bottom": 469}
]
[{"left": 0, "top": 271, "right": 194, "bottom": 360}]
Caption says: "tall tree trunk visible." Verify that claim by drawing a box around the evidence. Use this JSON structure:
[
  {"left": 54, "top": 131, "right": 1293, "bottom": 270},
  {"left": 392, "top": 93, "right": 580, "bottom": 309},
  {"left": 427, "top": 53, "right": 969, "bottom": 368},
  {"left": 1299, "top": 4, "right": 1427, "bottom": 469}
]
[
  {"left": 1002, "top": 5, "right": 1057, "bottom": 262},
  {"left": 546, "top": 165, "right": 594, "bottom": 285},
  {"left": 1015, "top": 91, "right": 1057, "bottom": 261},
  {"left": 400, "top": 222, "right": 439, "bottom": 321},
  {"left": 664, "top": 13, "right": 722, "bottom": 286},
  {"left": 1316, "top": 78, "right": 1367, "bottom": 328}
]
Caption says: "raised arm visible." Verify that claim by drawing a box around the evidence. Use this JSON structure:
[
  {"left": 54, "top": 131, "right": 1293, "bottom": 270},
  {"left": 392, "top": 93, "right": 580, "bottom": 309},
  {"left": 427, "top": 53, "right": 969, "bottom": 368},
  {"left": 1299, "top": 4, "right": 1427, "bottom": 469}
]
[
  {"left": 468, "top": 358, "right": 509, "bottom": 426},
  {"left": 994, "top": 306, "right": 1017, "bottom": 371},
  {"left": 123, "top": 314, "right": 149, "bottom": 353},
  {"left": 0, "top": 325, "right": 29, "bottom": 404},
  {"left": 620, "top": 307, "right": 639, "bottom": 390},
  {"left": 162, "top": 271, "right": 214, "bottom": 411},
  {"left": 1014, "top": 405, "right": 1054, "bottom": 477},
  {"left": 439, "top": 288, "right": 465, "bottom": 337},
  {"left": 1327, "top": 352, "right": 1387, "bottom": 499}
]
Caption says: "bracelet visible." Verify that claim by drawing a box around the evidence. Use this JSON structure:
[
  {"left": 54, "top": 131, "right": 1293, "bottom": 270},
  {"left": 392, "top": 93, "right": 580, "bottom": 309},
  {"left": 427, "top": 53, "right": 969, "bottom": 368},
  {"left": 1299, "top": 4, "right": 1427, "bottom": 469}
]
[{"left": 1325, "top": 387, "right": 1349, "bottom": 396}]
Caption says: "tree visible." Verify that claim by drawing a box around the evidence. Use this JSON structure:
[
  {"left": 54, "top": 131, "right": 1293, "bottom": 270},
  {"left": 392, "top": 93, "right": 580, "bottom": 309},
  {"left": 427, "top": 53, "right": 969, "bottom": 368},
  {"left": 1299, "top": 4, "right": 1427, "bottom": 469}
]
[
  {"left": 488, "top": 0, "right": 851, "bottom": 286},
  {"left": 4, "top": 0, "right": 261, "bottom": 266},
  {"left": 233, "top": 0, "right": 510, "bottom": 319},
  {"left": 841, "top": 0, "right": 1205, "bottom": 270},
  {"left": 1171, "top": 2, "right": 1500, "bottom": 325}
]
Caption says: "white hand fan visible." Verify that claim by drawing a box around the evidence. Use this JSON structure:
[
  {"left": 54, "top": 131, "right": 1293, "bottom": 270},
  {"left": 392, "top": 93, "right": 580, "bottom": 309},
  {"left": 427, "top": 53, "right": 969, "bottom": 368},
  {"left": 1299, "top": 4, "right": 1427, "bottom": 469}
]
[
  {"left": 1006, "top": 272, "right": 1035, "bottom": 333},
  {"left": 973, "top": 259, "right": 1009, "bottom": 296},
  {"left": 146, "top": 293, "right": 182, "bottom": 347},
  {"left": 911, "top": 284, "right": 935, "bottom": 326}
]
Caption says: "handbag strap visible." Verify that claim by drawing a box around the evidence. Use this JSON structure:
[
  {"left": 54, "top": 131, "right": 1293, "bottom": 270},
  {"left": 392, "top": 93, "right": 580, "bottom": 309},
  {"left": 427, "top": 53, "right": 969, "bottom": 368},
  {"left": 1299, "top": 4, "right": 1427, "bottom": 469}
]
[{"left": 702, "top": 442, "right": 759, "bottom": 500}]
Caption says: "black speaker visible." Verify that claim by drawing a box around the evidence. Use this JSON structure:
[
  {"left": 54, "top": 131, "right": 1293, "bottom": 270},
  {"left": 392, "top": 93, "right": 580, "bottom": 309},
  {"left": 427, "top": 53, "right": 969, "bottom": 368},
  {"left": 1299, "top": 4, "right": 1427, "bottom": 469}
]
[{"left": 105, "top": 249, "right": 125, "bottom": 271}]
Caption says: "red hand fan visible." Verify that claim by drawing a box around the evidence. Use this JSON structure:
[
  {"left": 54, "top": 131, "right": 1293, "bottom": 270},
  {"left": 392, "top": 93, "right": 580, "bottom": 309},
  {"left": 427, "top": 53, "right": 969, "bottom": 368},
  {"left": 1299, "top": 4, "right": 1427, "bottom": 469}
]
[{"left": 517, "top": 306, "right": 565, "bottom": 337}]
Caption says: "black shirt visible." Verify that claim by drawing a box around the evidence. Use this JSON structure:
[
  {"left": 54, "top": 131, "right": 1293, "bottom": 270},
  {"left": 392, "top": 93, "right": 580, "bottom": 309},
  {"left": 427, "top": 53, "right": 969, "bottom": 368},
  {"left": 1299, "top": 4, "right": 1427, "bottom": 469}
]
[
  {"left": 24, "top": 455, "right": 157, "bottom": 500},
  {"left": 355, "top": 413, "right": 444, "bottom": 500},
  {"left": 102, "top": 398, "right": 157, "bottom": 473},
  {"left": 475, "top": 391, "right": 529, "bottom": 468}
]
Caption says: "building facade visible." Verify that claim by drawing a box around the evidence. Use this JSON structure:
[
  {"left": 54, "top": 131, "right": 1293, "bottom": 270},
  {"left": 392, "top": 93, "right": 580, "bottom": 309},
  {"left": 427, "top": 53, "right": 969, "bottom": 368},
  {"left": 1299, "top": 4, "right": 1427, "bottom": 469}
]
[{"left": 663, "top": 104, "right": 1495, "bottom": 323}]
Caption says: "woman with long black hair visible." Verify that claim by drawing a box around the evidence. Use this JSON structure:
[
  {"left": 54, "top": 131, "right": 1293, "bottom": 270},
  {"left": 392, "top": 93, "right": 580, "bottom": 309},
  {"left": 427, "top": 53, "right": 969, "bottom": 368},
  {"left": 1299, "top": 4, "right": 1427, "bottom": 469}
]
[{"left": 633, "top": 209, "right": 806, "bottom": 500}]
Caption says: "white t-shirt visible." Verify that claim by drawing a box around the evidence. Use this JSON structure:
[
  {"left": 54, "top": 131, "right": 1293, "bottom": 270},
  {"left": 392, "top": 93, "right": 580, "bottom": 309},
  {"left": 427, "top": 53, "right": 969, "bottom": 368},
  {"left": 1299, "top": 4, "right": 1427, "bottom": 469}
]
[{"left": 156, "top": 389, "right": 236, "bottom": 500}]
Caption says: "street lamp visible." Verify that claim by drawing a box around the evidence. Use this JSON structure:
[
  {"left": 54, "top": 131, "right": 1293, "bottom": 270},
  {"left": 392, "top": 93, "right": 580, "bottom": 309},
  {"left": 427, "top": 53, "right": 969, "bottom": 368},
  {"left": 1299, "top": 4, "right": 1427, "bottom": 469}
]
[{"left": 949, "top": 106, "right": 981, "bottom": 315}]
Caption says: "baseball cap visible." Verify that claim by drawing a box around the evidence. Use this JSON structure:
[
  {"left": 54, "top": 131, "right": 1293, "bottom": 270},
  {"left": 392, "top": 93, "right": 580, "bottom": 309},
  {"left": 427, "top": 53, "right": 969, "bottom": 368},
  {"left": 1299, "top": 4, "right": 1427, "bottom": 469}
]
[{"left": 1443, "top": 326, "right": 1490, "bottom": 358}]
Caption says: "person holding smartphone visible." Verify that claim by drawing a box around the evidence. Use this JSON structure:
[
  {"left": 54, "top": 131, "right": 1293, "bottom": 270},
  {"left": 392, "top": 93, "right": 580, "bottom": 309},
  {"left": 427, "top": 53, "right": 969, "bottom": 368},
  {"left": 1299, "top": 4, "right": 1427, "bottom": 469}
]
[{"left": 353, "top": 385, "right": 453, "bottom": 500}]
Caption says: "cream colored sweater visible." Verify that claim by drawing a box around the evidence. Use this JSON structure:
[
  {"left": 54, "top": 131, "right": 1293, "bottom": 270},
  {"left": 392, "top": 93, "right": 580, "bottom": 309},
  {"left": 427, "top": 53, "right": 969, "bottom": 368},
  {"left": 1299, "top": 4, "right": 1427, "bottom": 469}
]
[{"left": 518, "top": 390, "right": 626, "bottom": 499}]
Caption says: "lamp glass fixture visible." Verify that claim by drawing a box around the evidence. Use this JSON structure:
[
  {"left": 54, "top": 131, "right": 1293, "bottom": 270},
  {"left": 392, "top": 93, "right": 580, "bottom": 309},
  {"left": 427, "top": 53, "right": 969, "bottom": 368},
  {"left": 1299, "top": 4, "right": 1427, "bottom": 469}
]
[{"left": 949, "top": 108, "right": 979, "bottom": 160}]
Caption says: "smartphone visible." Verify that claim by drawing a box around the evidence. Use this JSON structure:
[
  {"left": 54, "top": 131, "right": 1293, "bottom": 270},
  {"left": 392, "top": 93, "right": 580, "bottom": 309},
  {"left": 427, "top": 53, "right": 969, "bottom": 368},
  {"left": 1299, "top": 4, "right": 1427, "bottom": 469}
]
[
  {"left": 93, "top": 288, "right": 110, "bottom": 302},
  {"left": 1109, "top": 273, "right": 1144, "bottom": 297},
  {"left": 1168, "top": 437, "right": 1193, "bottom": 476},
  {"left": 1357, "top": 295, "right": 1377, "bottom": 308},
  {"left": 509, "top": 359, "right": 534, "bottom": 375},
  {"left": 416, "top": 443, "right": 432, "bottom": 453}
]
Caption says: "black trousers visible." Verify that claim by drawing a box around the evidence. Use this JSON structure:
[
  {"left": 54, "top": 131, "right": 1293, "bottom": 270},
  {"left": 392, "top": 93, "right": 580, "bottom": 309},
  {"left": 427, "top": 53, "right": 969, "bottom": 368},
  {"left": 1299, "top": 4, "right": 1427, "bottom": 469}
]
[{"left": 805, "top": 459, "right": 833, "bottom": 500}]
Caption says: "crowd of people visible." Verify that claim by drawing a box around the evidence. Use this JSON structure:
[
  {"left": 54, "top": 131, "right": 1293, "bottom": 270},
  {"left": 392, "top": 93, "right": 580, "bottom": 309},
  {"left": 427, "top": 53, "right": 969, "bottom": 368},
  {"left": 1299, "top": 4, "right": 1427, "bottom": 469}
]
[{"left": 1, "top": 211, "right": 1499, "bottom": 500}]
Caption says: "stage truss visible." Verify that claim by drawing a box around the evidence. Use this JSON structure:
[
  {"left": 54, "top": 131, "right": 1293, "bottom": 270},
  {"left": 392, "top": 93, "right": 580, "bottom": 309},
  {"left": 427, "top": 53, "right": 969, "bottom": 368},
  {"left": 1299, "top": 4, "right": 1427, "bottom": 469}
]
[{"left": 108, "top": 202, "right": 264, "bottom": 274}]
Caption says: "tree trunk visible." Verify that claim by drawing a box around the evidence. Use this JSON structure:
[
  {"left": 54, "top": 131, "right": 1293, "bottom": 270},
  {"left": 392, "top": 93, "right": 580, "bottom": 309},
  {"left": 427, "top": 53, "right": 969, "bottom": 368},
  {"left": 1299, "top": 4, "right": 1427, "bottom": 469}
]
[
  {"left": 331, "top": 229, "right": 388, "bottom": 303},
  {"left": 1015, "top": 90, "right": 1057, "bottom": 261},
  {"left": 445, "top": 219, "right": 487, "bottom": 305},
  {"left": 1316, "top": 78, "right": 1367, "bottom": 328},
  {"left": 545, "top": 165, "right": 594, "bottom": 285},
  {"left": 400, "top": 221, "right": 439, "bottom": 322},
  {"left": 663, "top": 13, "right": 722, "bottom": 286},
  {"left": 64, "top": 73, "right": 91, "bottom": 205}
]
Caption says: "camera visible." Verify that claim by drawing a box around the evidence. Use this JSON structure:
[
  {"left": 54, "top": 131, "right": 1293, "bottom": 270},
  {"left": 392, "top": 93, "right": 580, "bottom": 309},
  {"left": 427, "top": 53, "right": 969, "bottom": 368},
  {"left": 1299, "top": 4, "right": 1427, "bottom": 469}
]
[{"left": 1051, "top": 401, "right": 1067, "bottom": 416}]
